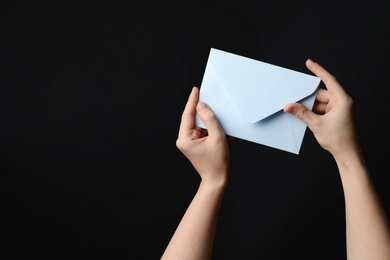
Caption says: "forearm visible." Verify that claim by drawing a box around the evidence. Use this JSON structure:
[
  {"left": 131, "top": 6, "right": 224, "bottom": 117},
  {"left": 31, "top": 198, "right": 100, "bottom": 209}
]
[
  {"left": 335, "top": 150, "right": 390, "bottom": 260},
  {"left": 161, "top": 178, "right": 228, "bottom": 260}
]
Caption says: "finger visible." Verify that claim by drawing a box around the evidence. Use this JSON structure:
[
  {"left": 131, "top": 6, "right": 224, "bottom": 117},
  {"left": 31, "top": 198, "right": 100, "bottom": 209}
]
[
  {"left": 178, "top": 87, "right": 199, "bottom": 137},
  {"left": 284, "top": 103, "right": 318, "bottom": 126},
  {"left": 312, "top": 102, "right": 327, "bottom": 115},
  {"left": 196, "top": 102, "right": 225, "bottom": 138},
  {"left": 316, "top": 88, "right": 330, "bottom": 103},
  {"left": 306, "top": 59, "right": 345, "bottom": 94}
]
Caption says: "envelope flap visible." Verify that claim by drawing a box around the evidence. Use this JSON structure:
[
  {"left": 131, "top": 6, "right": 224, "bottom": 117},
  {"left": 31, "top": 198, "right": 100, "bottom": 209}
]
[{"left": 208, "top": 48, "right": 321, "bottom": 123}]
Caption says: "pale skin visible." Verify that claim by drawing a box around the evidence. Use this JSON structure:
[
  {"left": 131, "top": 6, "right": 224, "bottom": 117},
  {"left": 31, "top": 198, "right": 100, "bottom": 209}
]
[
  {"left": 161, "top": 87, "right": 230, "bottom": 260},
  {"left": 285, "top": 59, "right": 390, "bottom": 260},
  {"left": 161, "top": 59, "right": 390, "bottom": 260}
]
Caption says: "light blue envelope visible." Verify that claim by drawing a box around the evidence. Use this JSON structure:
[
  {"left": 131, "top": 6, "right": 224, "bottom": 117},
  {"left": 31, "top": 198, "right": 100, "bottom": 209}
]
[{"left": 195, "top": 48, "right": 321, "bottom": 154}]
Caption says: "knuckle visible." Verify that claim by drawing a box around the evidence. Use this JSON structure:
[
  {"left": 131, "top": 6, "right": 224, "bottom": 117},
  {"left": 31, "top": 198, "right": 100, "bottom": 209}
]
[
  {"left": 295, "top": 109, "right": 305, "bottom": 119},
  {"left": 176, "top": 138, "right": 192, "bottom": 154},
  {"left": 325, "top": 75, "right": 337, "bottom": 85},
  {"left": 207, "top": 114, "right": 218, "bottom": 124},
  {"left": 176, "top": 138, "right": 185, "bottom": 151},
  {"left": 341, "top": 93, "right": 354, "bottom": 108},
  {"left": 215, "top": 134, "right": 226, "bottom": 143},
  {"left": 202, "top": 111, "right": 217, "bottom": 125}
]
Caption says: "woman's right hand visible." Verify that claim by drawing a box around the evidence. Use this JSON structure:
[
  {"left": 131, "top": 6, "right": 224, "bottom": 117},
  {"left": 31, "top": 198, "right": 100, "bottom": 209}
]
[{"left": 284, "top": 59, "right": 360, "bottom": 159}]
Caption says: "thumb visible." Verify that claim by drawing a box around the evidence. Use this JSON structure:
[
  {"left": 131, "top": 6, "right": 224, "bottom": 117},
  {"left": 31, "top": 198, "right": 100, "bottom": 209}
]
[
  {"left": 196, "top": 102, "right": 224, "bottom": 138},
  {"left": 284, "top": 103, "right": 316, "bottom": 126}
]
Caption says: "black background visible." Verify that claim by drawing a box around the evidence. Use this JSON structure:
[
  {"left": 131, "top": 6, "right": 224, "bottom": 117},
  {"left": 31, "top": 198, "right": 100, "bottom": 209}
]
[{"left": 1, "top": 1, "right": 389, "bottom": 259}]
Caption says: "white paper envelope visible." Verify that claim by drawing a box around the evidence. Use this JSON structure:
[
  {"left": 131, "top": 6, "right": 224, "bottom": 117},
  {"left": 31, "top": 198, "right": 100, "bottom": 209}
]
[{"left": 195, "top": 48, "right": 321, "bottom": 154}]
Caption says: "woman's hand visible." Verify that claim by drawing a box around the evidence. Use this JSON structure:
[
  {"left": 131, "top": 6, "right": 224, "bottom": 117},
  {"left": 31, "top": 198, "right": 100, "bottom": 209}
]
[
  {"left": 284, "top": 59, "right": 360, "bottom": 160},
  {"left": 176, "top": 86, "right": 230, "bottom": 185}
]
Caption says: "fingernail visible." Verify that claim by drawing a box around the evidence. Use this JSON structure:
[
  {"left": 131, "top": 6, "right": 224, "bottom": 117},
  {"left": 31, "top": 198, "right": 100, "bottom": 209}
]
[{"left": 197, "top": 102, "right": 208, "bottom": 110}]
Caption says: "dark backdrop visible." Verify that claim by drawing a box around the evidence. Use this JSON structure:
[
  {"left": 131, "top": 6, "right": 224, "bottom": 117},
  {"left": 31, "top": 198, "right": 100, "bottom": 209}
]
[{"left": 1, "top": 1, "right": 389, "bottom": 259}]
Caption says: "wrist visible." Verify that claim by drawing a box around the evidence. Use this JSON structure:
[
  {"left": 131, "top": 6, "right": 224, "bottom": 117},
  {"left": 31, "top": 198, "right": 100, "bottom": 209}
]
[
  {"left": 200, "top": 171, "right": 229, "bottom": 190},
  {"left": 332, "top": 146, "right": 368, "bottom": 180},
  {"left": 332, "top": 145, "right": 364, "bottom": 166},
  {"left": 198, "top": 179, "right": 228, "bottom": 205}
]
